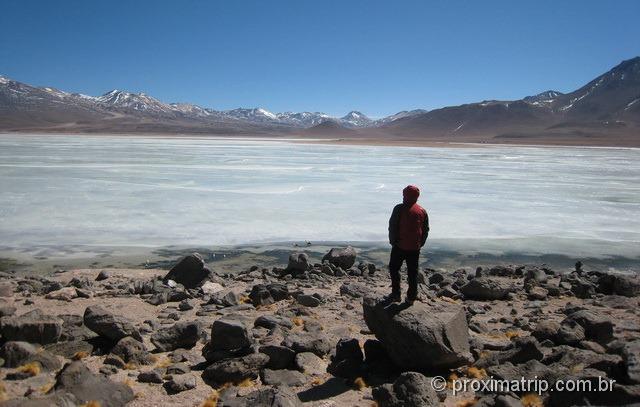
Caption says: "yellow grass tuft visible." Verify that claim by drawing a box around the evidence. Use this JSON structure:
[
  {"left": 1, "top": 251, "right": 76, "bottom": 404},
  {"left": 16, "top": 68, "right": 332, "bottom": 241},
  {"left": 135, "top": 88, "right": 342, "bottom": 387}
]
[
  {"left": 570, "top": 364, "right": 584, "bottom": 373},
  {"left": 505, "top": 330, "right": 520, "bottom": 339},
  {"left": 256, "top": 303, "right": 277, "bottom": 311},
  {"left": 201, "top": 390, "right": 220, "bottom": 407},
  {"left": 39, "top": 381, "right": 55, "bottom": 394},
  {"left": 291, "top": 317, "right": 304, "bottom": 327},
  {"left": 238, "top": 295, "right": 251, "bottom": 304},
  {"left": 456, "top": 399, "right": 477, "bottom": 407},
  {"left": 447, "top": 373, "right": 459, "bottom": 389},
  {"left": 310, "top": 377, "right": 324, "bottom": 386},
  {"left": 353, "top": 377, "right": 368, "bottom": 390},
  {"left": 154, "top": 356, "right": 172, "bottom": 368},
  {"left": 466, "top": 366, "right": 487, "bottom": 379},
  {"left": 124, "top": 362, "right": 138, "bottom": 370},
  {"left": 0, "top": 382, "right": 7, "bottom": 401},
  {"left": 80, "top": 402, "right": 101, "bottom": 407},
  {"left": 216, "top": 382, "right": 233, "bottom": 391},
  {"left": 521, "top": 393, "right": 544, "bottom": 407},
  {"left": 17, "top": 362, "right": 41, "bottom": 377},
  {"left": 237, "top": 378, "right": 255, "bottom": 388},
  {"left": 72, "top": 351, "right": 90, "bottom": 361}
]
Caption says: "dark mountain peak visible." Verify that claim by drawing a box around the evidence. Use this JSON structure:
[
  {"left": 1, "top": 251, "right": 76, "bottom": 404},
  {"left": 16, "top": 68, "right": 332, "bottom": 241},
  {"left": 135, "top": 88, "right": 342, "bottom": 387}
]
[
  {"left": 315, "top": 119, "right": 343, "bottom": 128},
  {"left": 524, "top": 90, "right": 563, "bottom": 103},
  {"left": 302, "top": 119, "right": 355, "bottom": 136},
  {"left": 613, "top": 56, "right": 640, "bottom": 72},
  {"left": 554, "top": 56, "right": 640, "bottom": 118}
]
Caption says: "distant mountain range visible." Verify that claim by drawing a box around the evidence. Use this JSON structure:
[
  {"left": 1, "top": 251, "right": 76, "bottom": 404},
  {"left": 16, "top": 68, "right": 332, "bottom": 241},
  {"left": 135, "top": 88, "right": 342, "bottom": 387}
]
[{"left": 1, "top": 57, "right": 639, "bottom": 146}]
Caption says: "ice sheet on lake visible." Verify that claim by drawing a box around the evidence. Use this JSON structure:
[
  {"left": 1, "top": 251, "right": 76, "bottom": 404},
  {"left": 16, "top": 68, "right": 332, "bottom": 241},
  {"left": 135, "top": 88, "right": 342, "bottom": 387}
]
[{"left": 0, "top": 135, "right": 639, "bottom": 258}]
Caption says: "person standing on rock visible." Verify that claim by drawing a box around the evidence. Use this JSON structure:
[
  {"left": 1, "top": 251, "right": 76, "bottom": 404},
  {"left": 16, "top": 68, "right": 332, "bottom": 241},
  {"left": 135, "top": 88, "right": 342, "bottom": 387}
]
[{"left": 387, "top": 185, "right": 429, "bottom": 304}]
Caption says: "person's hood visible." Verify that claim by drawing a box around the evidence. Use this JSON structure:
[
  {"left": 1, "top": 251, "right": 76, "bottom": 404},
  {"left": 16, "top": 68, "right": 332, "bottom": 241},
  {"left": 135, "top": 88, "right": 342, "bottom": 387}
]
[{"left": 403, "top": 185, "right": 420, "bottom": 205}]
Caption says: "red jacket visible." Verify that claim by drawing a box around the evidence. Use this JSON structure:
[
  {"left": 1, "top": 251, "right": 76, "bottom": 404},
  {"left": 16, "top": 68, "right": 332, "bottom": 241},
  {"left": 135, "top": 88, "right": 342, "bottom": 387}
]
[{"left": 388, "top": 186, "right": 429, "bottom": 251}]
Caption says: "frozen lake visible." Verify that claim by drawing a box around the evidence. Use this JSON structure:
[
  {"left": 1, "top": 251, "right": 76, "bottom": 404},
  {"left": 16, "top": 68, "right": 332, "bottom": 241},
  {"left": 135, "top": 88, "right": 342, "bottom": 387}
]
[{"left": 1, "top": 135, "right": 639, "bottom": 258}]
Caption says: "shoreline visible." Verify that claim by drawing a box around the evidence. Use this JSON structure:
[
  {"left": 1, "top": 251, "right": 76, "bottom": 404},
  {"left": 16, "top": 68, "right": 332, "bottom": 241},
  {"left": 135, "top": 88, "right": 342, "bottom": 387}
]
[
  {"left": 2, "top": 131, "right": 639, "bottom": 149},
  {"left": 2, "top": 239, "right": 639, "bottom": 276}
]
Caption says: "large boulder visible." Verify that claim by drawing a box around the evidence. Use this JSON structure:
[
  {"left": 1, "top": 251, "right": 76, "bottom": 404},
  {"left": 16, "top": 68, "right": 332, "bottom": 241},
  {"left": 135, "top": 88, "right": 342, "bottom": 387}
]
[
  {"left": 622, "top": 340, "right": 640, "bottom": 384},
  {"left": 164, "top": 374, "right": 197, "bottom": 394},
  {"left": 202, "top": 353, "right": 269, "bottom": 386},
  {"left": 287, "top": 252, "right": 310, "bottom": 273},
  {"left": 249, "top": 284, "right": 275, "bottom": 307},
  {"left": 322, "top": 246, "right": 357, "bottom": 270},
  {"left": 260, "top": 345, "right": 296, "bottom": 370},
  {"left": 0, "top": 393, "right": 79, "bottom": 407},
  {"left": 282, "top": 333, "right": 332, "bottom": 357},
  {"left": 612, "top": 274, "right": 640, "bottom": 297},
  {"left": 0, "top": 341, "right": 38, "bottom": 367},
  {"left": 110, "top": 336, "right": 153, "bottom": 365},
  {"left": 219, "top": 386, "right": 302, "bottom": 407},
  {"left": 295, "top": 352, "right": 327, "bottom": 376},
  {"left": 254, "top": 315, "right": 293, "bottom": 330},
  {"left": 363, "top": 296, "right": 472, "bottom": 370},
  {"left": 209, "top": 318, "right": 253, "bottom": 352},
  {"left": 249, "top": 283, "right": 290, "bottom": 307},
  {"left": 0, "top": 341, "right": 61, "bottom": 371},
  {"left": 475, "top": 336, "right": 544, "bottom": 368},
  {"left": 151, "top": 321, "right": 203, "bottom": 351},
  {"left": 328, "top": 338, "right": 365, "bottom": 379},
  {"left": 51, "top": 361, "right": 135, "bottom": 407},
  {"left": 163, "top": 253, "right": 213, "bottom": 289},
  {"left": 461, "top": 277, "right": 515, "bottom": 300},
  {"left": 261, "top": 369, "right": 307, "bottom": 387},
  {"left": 0, "top": 309, "right": 62, "bottom": 344},
  {"left": 564, "top": 310, "right": 613, "bottom": 344},
  {"left": 339, "top": 282, "right": 370, "bottom": 299},
  {"left": 372, "top": 372, "right": 439, "bottom": 407},
  {"left": 83, "top": 305, "right": 142, "bottom": 342}
]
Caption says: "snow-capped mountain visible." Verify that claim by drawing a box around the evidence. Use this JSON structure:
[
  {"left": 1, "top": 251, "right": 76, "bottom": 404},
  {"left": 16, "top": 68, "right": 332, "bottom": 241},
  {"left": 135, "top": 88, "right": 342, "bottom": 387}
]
[
  {"left": 2, "top": 56, "right": 639, "bottom": 142},
  {"left": 169, "top": 103, "right": 213, "bottom": 118},
  {"left": 275, "top": 111, "right": 331, "bottom": 127},
  {"left": 0, "top": 74, "right": 434, "bottom": 130},
  {"left": 223, "top": 108, "right": 279, "bottom": 123},
  {"left": 96, "top": 90, "right": 177, "bottom": 117},
  {"left": 339, "top": 111, "right": 373, "bottom": 128},
  {"left": 374, "top": 109, "right": 428, "bottom": 125}
]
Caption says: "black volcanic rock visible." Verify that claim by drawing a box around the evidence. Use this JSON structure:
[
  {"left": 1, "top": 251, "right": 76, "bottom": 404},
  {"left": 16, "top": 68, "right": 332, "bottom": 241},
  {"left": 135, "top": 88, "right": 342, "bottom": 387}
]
[
  {"left": 362, "top": 296, "right": 472, "bottom": 370},
  {"left": 163, "top": 253, "right": 213, "bottom": 289},
  {"left": 0, "top": 309, "right": 63, "bottom": 345}
]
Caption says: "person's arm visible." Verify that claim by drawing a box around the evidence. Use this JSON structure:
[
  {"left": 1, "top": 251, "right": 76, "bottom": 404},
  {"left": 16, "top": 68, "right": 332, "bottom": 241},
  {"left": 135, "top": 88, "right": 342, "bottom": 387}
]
[
  {"left": 421, "top": 209, "right": 430, "bottom": 247},
  {"left": 388, "top": 205, "right": 401, "bottom": 246}
]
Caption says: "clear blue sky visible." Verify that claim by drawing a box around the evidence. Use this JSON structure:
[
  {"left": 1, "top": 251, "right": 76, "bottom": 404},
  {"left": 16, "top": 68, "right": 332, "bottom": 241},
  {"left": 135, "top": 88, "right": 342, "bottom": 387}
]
[{"left": 1, "top": 0, "right": 639, "bottom": 117}]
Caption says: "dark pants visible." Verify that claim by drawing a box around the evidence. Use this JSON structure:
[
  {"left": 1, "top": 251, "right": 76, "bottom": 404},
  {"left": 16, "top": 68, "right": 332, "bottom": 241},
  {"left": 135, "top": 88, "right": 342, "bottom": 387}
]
[{"left": 389, "top": 245, "right": 419, "bottom": 298}]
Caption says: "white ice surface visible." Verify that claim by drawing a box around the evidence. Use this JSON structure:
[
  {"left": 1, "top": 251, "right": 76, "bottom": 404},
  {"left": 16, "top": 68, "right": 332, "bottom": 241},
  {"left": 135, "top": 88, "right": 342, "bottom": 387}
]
[{"left": 0, "top": 135, "right": 639, "bottom": 257}]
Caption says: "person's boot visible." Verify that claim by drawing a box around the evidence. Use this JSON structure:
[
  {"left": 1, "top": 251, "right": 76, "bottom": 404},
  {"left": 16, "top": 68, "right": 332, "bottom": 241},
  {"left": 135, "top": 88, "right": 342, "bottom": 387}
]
[
  {"left": 384, "top": 281, "right": 401, "bottom": 303},
  {"left": 385, "top": 290, "right": 401, "bottom": 303},
  {"left": 405, "top": 288, "right": 418, "bottom": 305}
]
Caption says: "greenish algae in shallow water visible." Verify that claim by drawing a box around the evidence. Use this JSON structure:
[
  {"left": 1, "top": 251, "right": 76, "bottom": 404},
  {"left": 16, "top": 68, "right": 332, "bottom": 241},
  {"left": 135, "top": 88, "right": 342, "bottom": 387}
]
[{"left": 0, "top": 258, "right": 20, "bottom": 272}]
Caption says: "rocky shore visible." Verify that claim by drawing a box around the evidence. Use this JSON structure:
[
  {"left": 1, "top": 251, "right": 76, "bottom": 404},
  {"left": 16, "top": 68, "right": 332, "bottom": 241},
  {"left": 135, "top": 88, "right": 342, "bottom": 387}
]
[{"left": 0, "top": 247, "right": 638, "bottom": 406}]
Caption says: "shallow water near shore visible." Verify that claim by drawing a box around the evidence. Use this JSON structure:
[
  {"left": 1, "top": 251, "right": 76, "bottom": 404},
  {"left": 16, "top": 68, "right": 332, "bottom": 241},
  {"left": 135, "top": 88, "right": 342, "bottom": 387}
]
[
  {"left": 1, "top": 134, "right": 639, "bottom": 270},
  {"left": 1, "top": 239, "right": 638, "bottom": 276}
]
